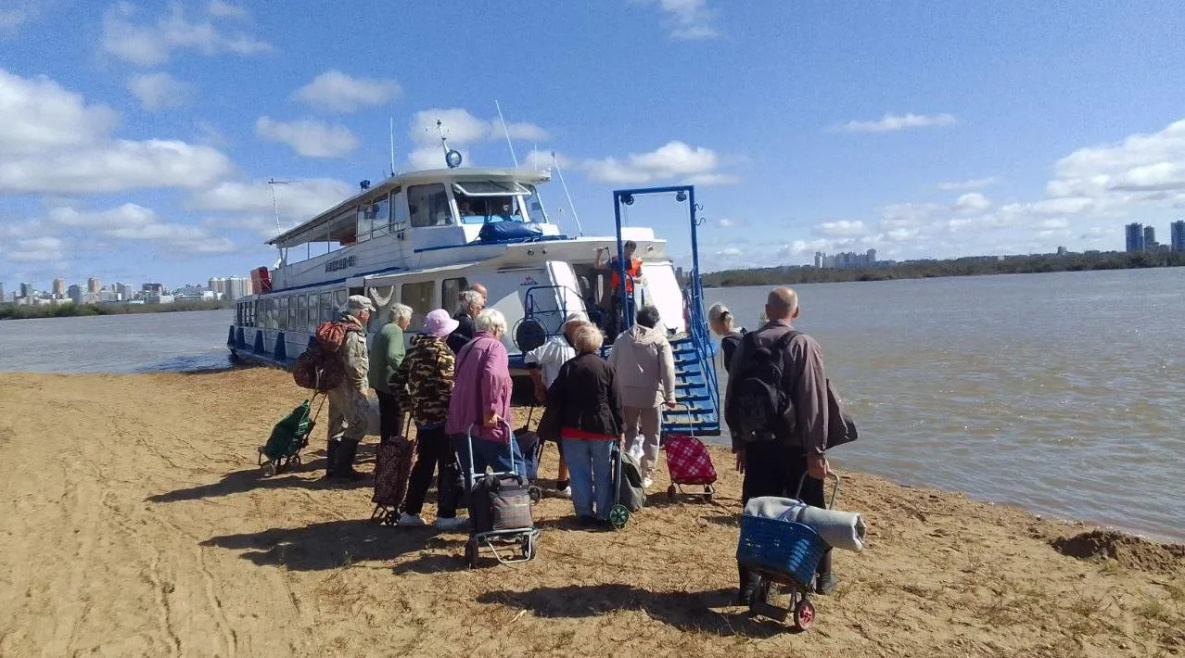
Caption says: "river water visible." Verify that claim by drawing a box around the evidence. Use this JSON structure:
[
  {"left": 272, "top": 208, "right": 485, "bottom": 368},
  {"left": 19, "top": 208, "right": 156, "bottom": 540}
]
[{"left": 1, "top": 269, "right": 1182, "bottom": 541}]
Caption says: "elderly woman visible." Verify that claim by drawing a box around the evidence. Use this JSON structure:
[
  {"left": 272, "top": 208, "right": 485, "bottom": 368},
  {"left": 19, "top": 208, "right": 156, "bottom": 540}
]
[
  {"left": 445, "top": 308, "right": 525, "bottom": 481},
  {"left": 610, "top": 305, "right": 676, "bottom": 489},
  {"left": 447, "top": 289, "right": 485, "bottom": 354},
  {"left": 708, "top": 302, "right": 748, "bottom": 375},
  {"left": 545, "top": 324, "right": 624, "bottom": 527},
  {"left": 369, "top": 303, "right": 413, "bottom": 444}
]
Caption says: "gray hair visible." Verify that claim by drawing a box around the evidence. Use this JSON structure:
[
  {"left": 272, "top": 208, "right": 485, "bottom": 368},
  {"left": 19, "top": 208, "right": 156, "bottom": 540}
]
[
  {"left": 571, "top": 323, "right": 604, "bottom": 354},
  {"left": 457, "top": 289, "right": 484, "bottom": 314},
  {"left": 475, "top": 308, "right": 507, "bottom": 335},
  {"left": 388, "top": 302, "right": 413, "bottom": 324}
]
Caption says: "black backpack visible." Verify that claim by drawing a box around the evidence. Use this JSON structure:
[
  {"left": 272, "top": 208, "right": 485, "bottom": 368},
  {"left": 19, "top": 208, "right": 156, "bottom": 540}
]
[{"left": 733, "top": 330, "right": 799, "bottom": 443}]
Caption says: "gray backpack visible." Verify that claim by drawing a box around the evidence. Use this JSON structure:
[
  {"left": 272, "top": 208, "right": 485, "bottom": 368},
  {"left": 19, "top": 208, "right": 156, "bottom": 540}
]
[{"left": 617, "top": 451, "right": 646, "bottom": 512}]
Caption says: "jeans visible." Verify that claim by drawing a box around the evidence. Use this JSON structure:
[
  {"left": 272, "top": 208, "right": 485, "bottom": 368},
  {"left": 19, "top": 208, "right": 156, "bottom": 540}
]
[
  {"left": 403, "top": 425, "right": 458, "bottom": 518},
  {"left": 739, "top": 442, "right": 832, "bottom": 591},
  {"left": 452, "top": 434, "right": 527, "bottom": 485},
  {"left": 375, "top": 390, "right": 403, "bottom": 444},
  {"left": 561, "top": 438, "right": 615, "bottom": 520},
  {"left": 623, "top": 405, "right": 662, "bottom": 477}
]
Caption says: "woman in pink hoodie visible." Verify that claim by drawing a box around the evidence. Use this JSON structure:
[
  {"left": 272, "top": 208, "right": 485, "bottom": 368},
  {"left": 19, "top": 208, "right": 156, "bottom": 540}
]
[{"left": 446, "top": 308, "right": 526, "bottom": 478}]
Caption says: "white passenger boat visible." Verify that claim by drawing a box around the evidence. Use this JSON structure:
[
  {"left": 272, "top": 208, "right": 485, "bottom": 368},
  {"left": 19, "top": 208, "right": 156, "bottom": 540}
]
[{"left": 228, "top": 159, "right": 721, "bottom": 434}]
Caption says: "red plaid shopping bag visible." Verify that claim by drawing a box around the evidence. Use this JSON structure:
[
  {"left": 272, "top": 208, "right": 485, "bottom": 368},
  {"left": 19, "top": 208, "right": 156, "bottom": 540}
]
[{"left": 663, "top": 434, "right": 718, "bottom": 485}]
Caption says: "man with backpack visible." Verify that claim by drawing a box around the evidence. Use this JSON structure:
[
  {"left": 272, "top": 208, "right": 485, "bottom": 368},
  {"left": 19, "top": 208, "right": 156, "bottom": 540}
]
[
  {"left": 724, "top": 287, "right": 837, "bottom": 600},
  {"left": 324, "top": 295, "right": 374, "bottom": 481}
]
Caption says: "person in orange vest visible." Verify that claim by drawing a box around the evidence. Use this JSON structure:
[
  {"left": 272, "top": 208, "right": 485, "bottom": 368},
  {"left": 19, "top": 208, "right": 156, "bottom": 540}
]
[{"left": 597, "top": 241, "right": 643, "bottom": 337}]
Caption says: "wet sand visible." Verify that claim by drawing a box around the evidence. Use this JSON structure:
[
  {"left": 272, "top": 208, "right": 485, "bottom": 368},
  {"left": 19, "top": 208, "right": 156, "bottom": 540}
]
[{"left": 0, "top": 368, "right": 1181, "bottom": 657}]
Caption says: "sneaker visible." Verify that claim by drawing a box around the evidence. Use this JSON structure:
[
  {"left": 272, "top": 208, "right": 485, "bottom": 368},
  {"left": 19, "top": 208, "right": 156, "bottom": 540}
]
[
  {"left": 642, "top": 477, "right": 654, "bottom": 490},
  {"left": 815, "top": 572, "right": 839, "bottom": 596},
  {"left": 434, "top": 516, "right": 468, "bottom": 532},
  {"left": 397, "top": 513, "right": 425, "bottom": 527},
  {"left": 557, "top": 486, "right": 572, "bottom": 499}
]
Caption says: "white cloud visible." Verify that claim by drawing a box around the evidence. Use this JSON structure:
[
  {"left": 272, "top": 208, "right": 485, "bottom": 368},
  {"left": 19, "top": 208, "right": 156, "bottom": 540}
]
[
  {"left": 937, "top": 177, "right": 997, "bottom": 191},
  {"left": 127, "top": 72, "right": 194, "bottom": 110},
  {"left": 0, "top": 1, "right": 43, "bottom": 34},
  {"left": 955, "top": 192, "right": 991, "bottom": 212},
  {"left": 255, "top": 116, "right": 359, "bottom": 158},
  {"left": 716, "top": 247, "right": 744, "bottom": 257},
  {"left": 6, "top": 237, "right": 65, "bottom": 262},
  {"left": 294, "top": 70, "right": 401, "bottom": 114},
  {"left": 815, "top": 220, "right": 868, "bottom": 237},
  {"left": 0, "top": 139, "right": 231, "bottom": 194},
  {"left": 190, "top": 178, "right": 355, "bottom": 238},
  {"left": 642, "top": 0, "right": 719, "bottom": 40},
  {"left": 207, "top": 0, "right": 246, "bottom": 19},
  {"left": 0, "top": 68, "right": 119, "bottom": 155},
  {"left": 409, "top": 108, "right": 549, "bottom": 148},
  {"left": 100, "top": 2, "right": 273, "bottom": 66},
  {"left": 47, "top": 203, "right": 236, "bottom": 255},
  {"left": 583, "top": 141, "right": 728, "bottom": 184},
  {"left": 838, "top": 113, "right": 957, "bottom": 134}
]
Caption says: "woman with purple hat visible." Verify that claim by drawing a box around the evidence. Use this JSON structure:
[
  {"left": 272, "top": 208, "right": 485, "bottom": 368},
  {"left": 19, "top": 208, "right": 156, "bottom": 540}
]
[{"left": 390, "top": 308, "right": 467, "bottom": 530}]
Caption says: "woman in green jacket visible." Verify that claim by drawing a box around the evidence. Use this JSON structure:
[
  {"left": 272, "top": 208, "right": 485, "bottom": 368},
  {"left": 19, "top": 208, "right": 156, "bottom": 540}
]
[{"left": 369, "top": 303, "right": 413, "bottom": 443}]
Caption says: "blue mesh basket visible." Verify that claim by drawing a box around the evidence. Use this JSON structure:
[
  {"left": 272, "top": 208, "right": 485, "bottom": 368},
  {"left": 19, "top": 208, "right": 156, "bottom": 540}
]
[{"left": 736, "top": 515, "right": 827, "bottom": 587}]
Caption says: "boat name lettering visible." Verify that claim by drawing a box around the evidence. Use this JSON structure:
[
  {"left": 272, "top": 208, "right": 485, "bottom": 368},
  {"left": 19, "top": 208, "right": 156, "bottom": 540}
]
[{"left": 325, "top": 255, "right": 356, "bottom": 273}]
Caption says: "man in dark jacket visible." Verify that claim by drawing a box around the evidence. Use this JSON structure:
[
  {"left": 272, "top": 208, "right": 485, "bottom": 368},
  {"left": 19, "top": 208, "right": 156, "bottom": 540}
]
[
  {"left": 724, "top": 286, "right": 837, "bottom": 599},
  {"left": 447, "top": 289, "right": 484, "bottom": 354}
]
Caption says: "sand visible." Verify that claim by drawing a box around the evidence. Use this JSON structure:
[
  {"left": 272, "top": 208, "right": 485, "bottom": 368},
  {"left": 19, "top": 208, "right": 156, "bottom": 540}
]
[{"left": 0, "top": 367, "right": 1181, "bottom": 657}]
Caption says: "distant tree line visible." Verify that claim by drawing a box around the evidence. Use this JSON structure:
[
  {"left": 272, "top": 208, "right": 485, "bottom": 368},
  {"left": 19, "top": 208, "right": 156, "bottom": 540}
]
[
  {"left": 0, "top": 299, "right": 233, "bottom": 321},
  {"left": 701, "top": 251, "right": 1185, "bottom": 288}
]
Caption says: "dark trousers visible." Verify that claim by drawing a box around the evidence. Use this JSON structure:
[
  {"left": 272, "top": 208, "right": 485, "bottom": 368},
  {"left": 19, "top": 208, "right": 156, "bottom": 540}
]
[
  {"left": 403, "top": 425, "right": 459, "bottom": 518},
  {"left": 739, "top": 442, "right": 833, "bottom": 589},
  {"left": 376, "top": 391, "right": 403, "bottom": 444}
]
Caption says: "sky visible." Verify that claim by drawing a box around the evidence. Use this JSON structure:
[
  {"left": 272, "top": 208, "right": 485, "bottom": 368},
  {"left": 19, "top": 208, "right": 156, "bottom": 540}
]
[{"left": 3, "top": 0, "right": 1185, "bottom": 291}]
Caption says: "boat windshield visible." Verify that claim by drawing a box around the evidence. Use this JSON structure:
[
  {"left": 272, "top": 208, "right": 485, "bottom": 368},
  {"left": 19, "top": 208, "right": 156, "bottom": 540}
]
[{"left": 453, "top": 181, "right": 543, "bottom": 225}]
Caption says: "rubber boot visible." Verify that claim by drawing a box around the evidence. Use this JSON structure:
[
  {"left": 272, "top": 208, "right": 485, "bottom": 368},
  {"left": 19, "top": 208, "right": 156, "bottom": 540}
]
[
  {"left": 335, "top": 440, "right": 365, "bottom": 481},
  {"left": 322, "top": 441, "right": 339, "bottom": 480}
]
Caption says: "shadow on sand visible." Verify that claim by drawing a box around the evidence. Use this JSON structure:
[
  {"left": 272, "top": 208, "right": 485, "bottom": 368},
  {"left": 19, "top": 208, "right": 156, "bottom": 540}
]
[
  {"left": 476, "top": 584, "right": 787, "bottom": 638},
  {"left": 201, "top": 520, "right": 457, "bottom": 571},
  {"left": 147, "top": 461, "right": 371, "bottom": 503}
]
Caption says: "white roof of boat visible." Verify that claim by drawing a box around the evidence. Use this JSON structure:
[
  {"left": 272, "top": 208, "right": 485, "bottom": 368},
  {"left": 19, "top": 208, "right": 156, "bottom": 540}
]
[{"left": 268, "top": 166, "right": 552, "bottom": 248}]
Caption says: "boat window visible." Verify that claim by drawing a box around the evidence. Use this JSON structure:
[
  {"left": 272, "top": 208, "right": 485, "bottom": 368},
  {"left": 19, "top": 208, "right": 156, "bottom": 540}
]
[
  {"left": 356, "top": 206, "right": 373, "bottom": 243},
  {"left": 391, "top": 189, "right": 409, "bottom": 227},
  {"left": 277, "top": 297, "right": 289, "bottom": 331},
  {"left": 319, "top": 292, "right": 333, "bottom": 324},
  {"left": 454, "top": 181, "right": 528, "bottom": 226},
  {"left": 453, "top": 181, "right": 532, "bottom": 196},
  {"left": 255, "top": 299, "right": 265, "bottom": 329},
  {"left": 441, "top": 277, "right": 468, "bottom": 311},
  {"left": 522, "top": 184, "right": 547, "bottom": 222},
  {"left": 306, "top": 295, "right": 317, "bottom": 331},
  {"left": 400, "top": 281, "right": 434, "bottom": 331},
  {"left": 408, "top": 184, "right": 452, "bottom": 228},
  {"left": 295, "top": 295, "right": 308, "bottom": 332}
]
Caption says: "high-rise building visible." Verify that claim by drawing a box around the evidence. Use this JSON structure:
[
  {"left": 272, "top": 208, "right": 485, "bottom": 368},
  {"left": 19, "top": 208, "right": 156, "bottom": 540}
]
[
  {"left": 116, "top": 283, "right": 135, "bottom": 301},
  {"left": 1171, "top": 220, "right": 1185, "bottom": 253},
  {"left": 19, "top": 282, "right": 33, "bottom": 299},
  {"left": 142, "top": 282, "right": 164, "bottom": 294},
  {"left": 1125, "top": 223, "right": 1144, "bottom": 253},
  {"left": 1144, "top": 226, "right": 1157, "bottom": 250},
  {"left": 52, "top": 278, "right": 66, "bottom": 297},
  {"left": 68, "top": 284, "right": 82, "bottom": 304},
  {"left": 88, "top": 277, "right": 100, "bottom": 294},
  {"left": 0, "top": 283, "right": 5, "bottom": 304}
]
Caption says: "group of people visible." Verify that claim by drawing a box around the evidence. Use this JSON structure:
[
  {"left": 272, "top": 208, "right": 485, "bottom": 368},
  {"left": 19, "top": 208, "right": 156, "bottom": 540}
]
[{"left": 321, "top": 281, "right": 840, "bottom": 596}]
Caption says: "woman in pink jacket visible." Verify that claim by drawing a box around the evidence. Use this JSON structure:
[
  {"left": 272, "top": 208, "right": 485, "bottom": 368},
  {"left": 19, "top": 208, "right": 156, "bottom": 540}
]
[{"left": 445, "top": 308, "right": 526, "bottom": 478}]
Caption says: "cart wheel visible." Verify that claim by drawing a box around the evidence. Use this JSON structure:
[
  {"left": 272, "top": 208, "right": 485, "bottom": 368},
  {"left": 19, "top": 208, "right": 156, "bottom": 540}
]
[
  {"left": 528, "top": 485, "right": 542, "bottom": 505},
  {"left": 291, "top": 454, "right": 302, "bottom": 467},
  {"left": 793, "top": 598, "right": 816, "bottom": 631},
  {"left": 464, "top": 539, "right": 478, "bottom": 569},
  {"left": 263, "top": 461, "right": 277, "bottom": 477},
  {"left": 608, "top": 504, "right": 630, "bottom": 530},
  {"left": 667, "top": 484, "right": 677, "bottom": 500}
]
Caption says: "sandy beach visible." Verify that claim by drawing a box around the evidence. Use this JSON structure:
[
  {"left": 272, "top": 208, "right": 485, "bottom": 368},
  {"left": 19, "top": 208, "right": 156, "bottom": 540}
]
[{"left": 0, "top": 367, "right": 1181, "bottom": 657}]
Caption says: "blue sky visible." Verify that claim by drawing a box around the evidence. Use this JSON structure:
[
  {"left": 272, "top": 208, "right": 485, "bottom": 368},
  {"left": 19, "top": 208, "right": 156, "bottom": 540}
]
[{"left": 3, "top": 0, "right": 1185, "bottom": 292}]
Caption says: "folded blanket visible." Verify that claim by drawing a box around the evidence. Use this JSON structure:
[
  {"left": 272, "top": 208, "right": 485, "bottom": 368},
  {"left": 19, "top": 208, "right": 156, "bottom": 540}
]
[{"left": 743, "top": 496, "right": 866, "bottom": 553}]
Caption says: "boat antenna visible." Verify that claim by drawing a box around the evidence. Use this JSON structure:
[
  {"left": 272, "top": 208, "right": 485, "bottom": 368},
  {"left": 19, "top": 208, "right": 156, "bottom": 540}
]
[
  {"left": 494, "top": 99, "right": 519, "bottom": 167},
  {"left": 388, "top": 116, "right": 396, "bottom": 177},
  {"left": 268, "top": 178, "right": 295, "bottom": 264},
  {"left": 552, "top": 151, "right": 584, "bottom": 237},
  {"left": 436, "top": 119, "right": 463, "bottom": 168}
]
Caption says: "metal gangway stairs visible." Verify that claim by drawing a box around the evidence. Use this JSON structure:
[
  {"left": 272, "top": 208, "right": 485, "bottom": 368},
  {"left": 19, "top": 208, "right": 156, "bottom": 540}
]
[{"left": 611, "top": 185, "right": 721, "bottom": 436}]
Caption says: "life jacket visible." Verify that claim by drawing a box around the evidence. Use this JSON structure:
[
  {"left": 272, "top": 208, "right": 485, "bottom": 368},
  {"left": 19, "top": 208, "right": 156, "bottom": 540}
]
[{"left": 610, "top": 257, "right": 643, "bottom": 294}]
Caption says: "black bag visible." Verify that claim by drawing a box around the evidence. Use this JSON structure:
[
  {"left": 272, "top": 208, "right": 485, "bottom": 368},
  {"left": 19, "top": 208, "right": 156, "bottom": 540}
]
[
  {"left": 733, "top": 330, "right": 799, "bottom": 444},
  {"left": 617, "top": 450, "right": 646, "bottom": 512},
  {"left": 825, "top": 379, "right": 859, "bottom": 449},
  {"left": 469, "top": 474, "right": 534, "bottom": 533}
]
